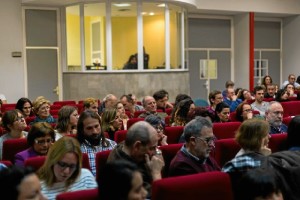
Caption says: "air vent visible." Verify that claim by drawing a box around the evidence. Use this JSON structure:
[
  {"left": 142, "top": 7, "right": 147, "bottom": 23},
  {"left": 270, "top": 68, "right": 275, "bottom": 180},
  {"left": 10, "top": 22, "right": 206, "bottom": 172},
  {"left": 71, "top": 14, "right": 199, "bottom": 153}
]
[{"left": 119, "top": 9, "right": 130, "bottom": 12}]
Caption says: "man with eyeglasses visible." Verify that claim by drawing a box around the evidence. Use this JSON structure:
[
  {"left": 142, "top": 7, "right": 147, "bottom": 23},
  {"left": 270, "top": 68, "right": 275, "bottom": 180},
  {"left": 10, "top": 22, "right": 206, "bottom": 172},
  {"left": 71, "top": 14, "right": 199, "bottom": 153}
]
[
  {"left": 168, "top": 117, "right": 220, "bottom": 177},
  {"left": 265, "top": 101, "right": 287, "bottom": 134},
  {"left": 281, "top": 74, "right": 300, "bottom": 89}
]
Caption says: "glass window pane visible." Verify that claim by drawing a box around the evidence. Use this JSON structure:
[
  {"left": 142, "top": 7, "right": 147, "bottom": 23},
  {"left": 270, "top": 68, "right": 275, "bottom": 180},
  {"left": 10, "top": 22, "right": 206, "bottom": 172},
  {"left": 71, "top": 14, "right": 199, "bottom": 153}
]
[
  {"left": 143, "top": 3, "right": 165, "bottom": 70},
  {"left": 111, "top": 2, "right": 137, "bottom": 70},
  {"left": 84, "top": 3, "right": 107, "bottom": 71},
  {"left": 66, "top": 5, "right": 81, "bottom": 71}
]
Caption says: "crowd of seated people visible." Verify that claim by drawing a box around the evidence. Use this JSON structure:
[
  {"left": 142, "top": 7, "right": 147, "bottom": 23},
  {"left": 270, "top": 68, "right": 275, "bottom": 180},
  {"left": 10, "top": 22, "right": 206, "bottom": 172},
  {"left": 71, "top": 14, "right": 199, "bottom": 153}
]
[{"left": 1, "top": 76, "right": 300, "bottom": 199}]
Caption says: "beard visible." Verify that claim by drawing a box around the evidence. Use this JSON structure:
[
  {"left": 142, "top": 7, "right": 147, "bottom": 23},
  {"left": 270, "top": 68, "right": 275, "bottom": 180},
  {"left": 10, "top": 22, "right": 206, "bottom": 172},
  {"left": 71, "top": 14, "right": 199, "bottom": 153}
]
[{"left": 85, "top": 134, "right": 101, "bottom": 146}]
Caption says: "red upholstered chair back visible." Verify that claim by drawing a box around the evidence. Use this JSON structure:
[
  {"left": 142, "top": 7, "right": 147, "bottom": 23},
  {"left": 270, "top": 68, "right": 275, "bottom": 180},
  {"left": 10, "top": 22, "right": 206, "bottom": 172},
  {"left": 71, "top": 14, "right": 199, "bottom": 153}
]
[
  {"left": 165, "top": 108, "right": 173, "bottom": 115},
  {"left": 95, "top": 150, "right": 111, "bottom": 182},
  {"left": 164, "top": 115, "right": 171, "bottom": 127},
  {"left": 213, "top": 138, "right": 240, "bottom": 167},
  {"left": 213, "top": 122, "right": 241, "bottom": 139},
  {"left": 56, "top": 188, "right": 98, "bottom": 200},
  {"left": 281, "top": 101, "right": 300, "bottom": 117},
  {"left": 127, "top": 118, "right": 144, "bottom": 129},
  {"left": 2, "top": 138, "right": 29, "bottom": 163},
  {"left": 114, "top": 130, "right": 127, "bottom": 143},
  {"left": 0, "top": 160, "right": 13, "bottom": 167},
  {"left": 164, "top": 126, "right": 184, "bottom": 144},
  {"left": 1, "top": 103, "right": 17, "bottom": 113},
  {"left": 283, "top": 116, "right": 293, "bottom": 126},
  {"left": 158, "top": 143, "right": 182, "bottom": 177},
  {"left": 152, "top": 171, "right": 233, "bottom": 200},
  {"left": 53, "top": 100, "right": 76, "bottom": 106},
  {"left": 230, "top": 111, "right": 260, "bottom": 122},
  {"left": 268, "top": 133, "right": 288, "bottom": 152},
  {"left": 134, "top": 110, "right": 145, "bottom": 118}
]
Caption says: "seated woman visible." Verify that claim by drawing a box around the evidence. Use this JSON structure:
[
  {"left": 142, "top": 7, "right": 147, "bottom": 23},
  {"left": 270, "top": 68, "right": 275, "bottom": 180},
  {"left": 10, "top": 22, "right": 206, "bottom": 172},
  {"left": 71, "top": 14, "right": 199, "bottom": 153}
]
[
  {"left": 123, "top": 55, "right": 137, "bottom": 70},
  {"left": 15, "top": 122, "right": 55, "bottom": 167},
  {"left": 55, "top": 105, "right": 79, "bottom": 138},
  {"left": 144, "top": 114, "right": 168, "bottom": 146},
  {"left": 31, "top": 96, "right": 56, "bottom": 125},
  {"left": 38, "top": 136, "right": 97, "bottom": 200},
  {"left": 0, "top": 166, "right": 46, "bottom": 200},
  {"left": 235, "top": 102, "right": 253, "bottom": 122},
  {"left": 275, "top": 89, "right": 290, "bottom": 102},
  {"left": 0, "top": 109, "right": 27, "bottom": 160},
  {"left": 284, "top": 83, "right": 297, "bottom": 97},
  {"left": 237, "top": 89, "right": 255, "bottom": 102},
  {"left": 98, "top": 160, "right": 147, "bottom": 200},
  {"left": 116, "top": 101, "right": 129, "bottom": 130},
  {"left": 213, "top": 102, "right": 230, "bottom": 123},
  {"left": 15, "top": 97, "right": 34, "bottom": 118},
  {"left": 101, "top": 108, "right": 123, "bottom": 140},
  {"left": 170, "top": 98, "right": 195, "bottom": 126},
  {"left": 207, "top": 90, "right": 223, "bottom": 120},
  {"left": 287, "top": 116, "right": 300, "bottom": 151}
]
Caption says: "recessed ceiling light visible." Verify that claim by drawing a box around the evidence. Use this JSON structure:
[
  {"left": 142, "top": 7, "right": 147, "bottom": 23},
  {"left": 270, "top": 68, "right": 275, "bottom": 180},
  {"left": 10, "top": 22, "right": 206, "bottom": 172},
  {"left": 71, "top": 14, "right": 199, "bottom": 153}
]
[
  {"left": 142, "top": 12, "right": 147, "bottom": 15},
  {"left": 149, "top": 12, "right": 155, "bottom": 16},
  {"left": 113, "top": 3, "right": 131, "bottom": 7},
  {"left": 157, "top": 4, "right": 165, "bottom": 7}
]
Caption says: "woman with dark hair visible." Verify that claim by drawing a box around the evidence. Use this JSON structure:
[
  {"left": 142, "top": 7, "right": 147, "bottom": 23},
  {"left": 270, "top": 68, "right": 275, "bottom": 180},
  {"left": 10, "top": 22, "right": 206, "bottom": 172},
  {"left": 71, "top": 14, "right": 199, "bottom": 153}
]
[
  {"left": 15, "top": 97, "right": 34, "bottom": 118},
  {"left": 170, "top": 98, "right": 195, "bottom": 126},
  {"left": 123, "top": 55, "right": 137, "bottom": 70},
  {"left": 214, "top": 102, "right": 230, "bottom": 123},
  {"left": 39, "top": 137, "right": 97, "bottom": 199},
  {"left": 0, "top": 109, "right": 27, "bottom": 160},
  {"left": 275, "top": 89, "right": 290, "bottom": 102},
  {"left": 187, "top": 106, "right": 215, "bottom": 122},
  {"left": 144, "top": 114, "right": 168, "bottom": 146},
  {"left": 15, "top": 122, "right": 55, "bottom": 167},
  {"left": 55, "top": 105, "right": 79, "bottom": 138},
  {"left": 237, "top": 89, "right": 254, "bottom": 102},
  {"left": 98, "top": 160, "right": 147, "bottom": 200},
  {"left": 235, "top": 102, "right": 253, "bottom": 122},
  {"left": 261, "top": 75, "right": 273, "bottom": 89},
  {"left": 0, "top": 166, "right": 46, "bottom": 200},
  {"left": 287, "top": 116, "right": 300, "bottom": 151}
]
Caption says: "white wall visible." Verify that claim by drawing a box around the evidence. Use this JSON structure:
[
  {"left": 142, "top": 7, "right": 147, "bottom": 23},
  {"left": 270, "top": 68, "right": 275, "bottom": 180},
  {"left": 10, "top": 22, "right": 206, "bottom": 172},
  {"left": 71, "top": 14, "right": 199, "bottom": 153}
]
[
  {"left": 282, "top": 15, "right": 300, "bottom": 81},
  {"left": 0, "top": 0, "right": 24, "bottom": 103},
  {"left": 234, "top": 13, "right": 250, "bottom": 89}
]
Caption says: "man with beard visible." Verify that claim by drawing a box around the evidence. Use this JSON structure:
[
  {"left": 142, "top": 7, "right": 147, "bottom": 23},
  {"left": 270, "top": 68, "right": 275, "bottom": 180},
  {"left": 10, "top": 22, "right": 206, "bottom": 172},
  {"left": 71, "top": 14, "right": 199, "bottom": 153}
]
[
  {"left": 168, "top": 117, "right": 220, "bottom": 177},
  {"left": 107, "top": 121, "right": 165, "bottom": 198},
  {"left": 251, "top": 85, "right": 269, "bottom": 117},
  {"left": 77, "top": 110, "right": 116, "bottom": 176},
  {"left": 265, "top": 101, "right": 288, "bottom": 134}
]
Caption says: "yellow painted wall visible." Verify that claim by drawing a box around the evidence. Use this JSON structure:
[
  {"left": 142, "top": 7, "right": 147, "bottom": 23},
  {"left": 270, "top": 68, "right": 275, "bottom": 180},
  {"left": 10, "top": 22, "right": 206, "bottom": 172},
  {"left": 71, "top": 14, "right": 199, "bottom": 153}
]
[{"left": 66, "top": 14, "right": 81, "bottom": 66}]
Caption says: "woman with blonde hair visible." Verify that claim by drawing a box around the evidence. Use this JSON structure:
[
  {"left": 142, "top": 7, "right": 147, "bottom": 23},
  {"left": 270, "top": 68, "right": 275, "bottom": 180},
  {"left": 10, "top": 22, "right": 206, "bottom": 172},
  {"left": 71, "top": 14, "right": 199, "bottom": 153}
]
[
  {"left": 101, "top": 108, "right": 123, "bottom": 140},
  {"left": 38, "top": 137, "right": 97, "bottom": 200},
  {"left": 31, "top": 96, "right": 56, "bottom": 125}
]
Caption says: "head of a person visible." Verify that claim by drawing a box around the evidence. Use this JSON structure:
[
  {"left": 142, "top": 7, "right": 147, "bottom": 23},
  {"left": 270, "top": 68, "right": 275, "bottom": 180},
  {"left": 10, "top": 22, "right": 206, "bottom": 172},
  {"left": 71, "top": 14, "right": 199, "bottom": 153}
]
[
  {"left": 296, "top": 76, "right": 300, "bottom": 84},
  {"left": 56, "top": 105, "right": 79, "bottom": 133},
  {"left": 265, "top": 101, "right": 284, "bottom": 128},
  {"left": 287, "top": 116, "right": 300, "bottom": 149},
  {"left": 103, "top": 94, "right": 118, "bottom": 109},
  {"left": 215, "top": 102, "right": 230, "bottom": 122},
  {"left": 275, "top": 89, "right": 289, "bottom": 102},
  {"left": 253, "top": 86, "right": 265, "bottom": 103},
  {"left": 128, "top": 55, "right": 137, "bottom": 64},
  {"left": 15, "top": 97, "right": 33, "bottom": 117},
  {"left": 116, "top": 101, "right": 126, "bottom": 116},
  {"left": 1, "top": 109, "right": 26, "bottom": 132},
  {"left": 153, "top": 89, "right": 169, "bottom": 109},
  {"left": 27, "top": 122, "right": 55, "bottom": 155},
  {"left": 120, "top": 95, "right": 134, "bottom": 111},
  {"left": 32, "top": 96, "right": 51, "bottom": 119},
  {"left": 262, "top": 75, "right": 273, "bottom": 86},
  {"left": 288, "top": 74, "right": 296, "bottom": 84},
  {"left": 241, "top": 89, "right": 253, "bottom": 101},
  {"left": 98, "top": 160, "right": 147, "bottom": 200},
  {"left": 101, "top": 108, "right": 122, "bottom": 132},
  {"left": 172, "top": 98, "right": 195, "bottom": 124},
  {"left": 124, "top": 121, "right": 158, "bottom": 163},
  {"left": 235, "top": 118, "right": 270, "bottom": 152},
  {"left": 285, "top": 83, "right": 295, "bottom": 94},
  {"left": 0, "top": 166, "right": 46, "bottom": 200},
  {"left": 83, "top": 97, "right": 99, "bottom": 113},
  {"left": 142, "top": 96, "right": 157, "bottom": 113},
  {"left": 187, "top": 106, "right": 215, "bottom": 123},
  {"left": 226, "top": 88, "right": 235, "bottom": 99},
  {"left": 236, "top": 102, "right": 253, "bottom": 122},
  {"left": 38, "top": 137, "right": 82, "bottom": 187},
  {"left": 77, "top": 110, "right": 104, "bottom": 146},
  {"left": 174, "top": 94, "right": 191, "bottom": 107},
  {"left": 128, "top": 94, "right": 138, "bottom": 105},
  {"left": 237, "top": 168, "right": 283, "bottom": 200},
  {"left": 225, "top": 80, "right": 235, "bottom": 89},
  {"left": 208, "top": 90, "right": 223, "bottom": 106},
  {"left": 183, "top": 116, "right": 215, "bottom": 159},
  {"left": 266, "top": 84, "right": 276, "bottom": 97},
  {"left": 144, "top": 114, "right": 165, "bottom": 142}
]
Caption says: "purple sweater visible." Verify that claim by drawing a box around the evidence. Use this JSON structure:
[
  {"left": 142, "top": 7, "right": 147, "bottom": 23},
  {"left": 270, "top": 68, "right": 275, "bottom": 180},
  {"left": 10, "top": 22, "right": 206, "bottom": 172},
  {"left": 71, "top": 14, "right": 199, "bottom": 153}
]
[{"left": 15, "top": 148, "right": 39, "bottom": 167}]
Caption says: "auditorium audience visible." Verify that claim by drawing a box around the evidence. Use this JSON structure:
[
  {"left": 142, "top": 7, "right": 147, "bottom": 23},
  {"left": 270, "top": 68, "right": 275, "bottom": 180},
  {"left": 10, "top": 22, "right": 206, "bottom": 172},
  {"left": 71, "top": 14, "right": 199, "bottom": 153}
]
[
  {"left": 15, "top": 122, "right": 55, "bottom": 167},
  {"left": 264, "top": 84, "right": 276, "bottom": 98},
  {"left": 38, "top": 136, "right": 97, "bottom": 200},
  {"left": 265, "top": 101, "right": 287, "bottom": 134},
  {"left": 170, "top": 98, "right": 195, "bottom": 126},
  {"left": 214, "top": 102, "right": 230, "bottom": 123},
  {"left": 144, "top": 114, "right": 168, "bottom": 146},
  {"left": 223, "top": 87, "right": 242, "bottom": 112},
  {"left": 138, "top": 96, "right": 167, "bottom": 119},
  {"left": 55, "top": 105, "right": 79, "bottom": 138},
  {"left": 15, "top": 97, "right": 34, "bottom": 118},
  {"left": 116, "top": 101, "right": 129, "bottom": 130},
  {"left": 251, "top": 86, "right": 269, "bottom": 117},
  {"left": 275, "top": 89, "right": 290, "bottom": 102},
  {"left": 153, "top": 89, "right": 174, "bottom": 112},
  {"left": 281, "top": 73, "right": 300, "bottom": 89},
  {"left": 0, "top": 109, "right": 27, "bottom": 160},
  {"left": 261, "top": 75, "right": 273, "bottom": 90},
  {"left": 235, "top": 102, "right": 253, "bottom": 122},
  {"left": 101, "top": 108, "right": 123, "bottom": 140},
  {"left": 98, "top": 94, "right": 118, "bottom": 115},
  {"left": 83, "top": 97, "right": 99, "bottom": 113},
  {"left": 207, "top": 90, "right": 223, "bottom": 120},
  {"left": 31, "top": 96, "right": 56, "bottom": 125}
]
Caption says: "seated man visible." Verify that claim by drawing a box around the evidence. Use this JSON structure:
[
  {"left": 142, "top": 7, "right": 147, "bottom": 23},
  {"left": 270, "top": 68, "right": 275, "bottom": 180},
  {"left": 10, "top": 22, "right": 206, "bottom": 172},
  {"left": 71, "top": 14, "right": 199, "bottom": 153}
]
[
  {"left": 168, "top": 117, "right": 220, "bottom": 177},
  {"left": 138, "top": 96, "right": 168, "bottom": 119},
  {"left": 153, "top": 89, "right": 174, "bottom": 112},
  {"left": 264, "top": 84, "right": 276, "bottom": 98},
  {"left": 223, "top": 88, "right": 242, "bottom": 112},
  {"left": 265, "top": 101, "right": 287, "bottom": 134},
  {"left": 251, "top": 86, "right": 269, "bottom": 117},
  {"left": 281, "top": 74, "right": 300, "bottom": 89},
  {"left": 98, "top": 94, "right": 118, "bottom": 115},
  {"left": 107, "top": 121, "right": 164, "bottom": 198}
]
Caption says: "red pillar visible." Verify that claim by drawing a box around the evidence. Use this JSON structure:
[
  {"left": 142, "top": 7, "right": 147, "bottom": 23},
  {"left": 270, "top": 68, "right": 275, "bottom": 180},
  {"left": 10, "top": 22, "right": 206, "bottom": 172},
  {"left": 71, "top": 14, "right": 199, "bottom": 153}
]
[{"left": 249, "top": 12, "right": 255, "bottom": 91}]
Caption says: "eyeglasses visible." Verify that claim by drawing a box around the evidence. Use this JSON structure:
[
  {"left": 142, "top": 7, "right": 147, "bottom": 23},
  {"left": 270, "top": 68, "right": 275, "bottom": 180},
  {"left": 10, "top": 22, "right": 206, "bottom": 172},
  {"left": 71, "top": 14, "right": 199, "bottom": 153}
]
[
  {"left": 197, "top": 136, "right": 217, "bottom": 145},
  {"left": 34, "top": 138, "right": 53, "bottom": 145},
  {"left": 243, "top": 109, "right": 253, "bottom": 113},
  {"left": 39, "top": 106, "right": 50, "bottom": 111},
  {"left": 56, "top": 161, "right": 77, "bottom": 171},
  {"left": 15, "top": 116, "right": 25, "bottom": 122}
]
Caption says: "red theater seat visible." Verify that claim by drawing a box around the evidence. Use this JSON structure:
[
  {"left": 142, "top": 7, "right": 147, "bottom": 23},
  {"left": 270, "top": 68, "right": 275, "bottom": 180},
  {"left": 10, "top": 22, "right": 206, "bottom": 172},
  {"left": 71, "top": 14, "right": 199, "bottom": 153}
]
[
  {"left": 53, "top": 100, "right": 76, "bottom": 106},
  {"left": 164, "top": 126, "right": 184, "bottom": 144},
  {"left": 152, "top": 171, "right": 233, "bottom": 200},
  {"left": 281, "top": 101, "right": 300, "bottom": 117},
  {"left": 213, "top": 138, "right": 241, "bottom": 167},
  {"left": 114, "top": 130, "right": 127, "bottom": 143},
  {"left": 2, "top": 138, "right": 29, "bottom": 163},
  {"left": 159, "top": 143, "right": 182, "bottom": 177},
  {"left": 127, "top": 118, "right": 144, "bottom": 129},
  {"left": 95, "top": 150, "right": 111, "bottom": 182},
  {"left": 213, "top": 122, "right": 241, "bottom": 139},
  {"left": 283, "top": 116, "right": 293, "bottom": 126},
  {"left": 0, "top": 160, "right": 13, "bottom": 167},
  {"left": 56, "top": 188, "right": 98, "bottom": 200},
  {"left": 268, "top": 133, "right": 288, "bottom": 152},
  {"left": 134, "top": 110, "right": 145, "bottom": 118},
  {"left": 1, "top": 103, "right": 17, "bottom": 113}
]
